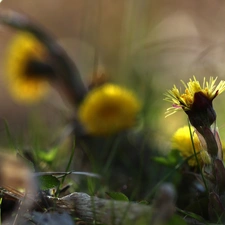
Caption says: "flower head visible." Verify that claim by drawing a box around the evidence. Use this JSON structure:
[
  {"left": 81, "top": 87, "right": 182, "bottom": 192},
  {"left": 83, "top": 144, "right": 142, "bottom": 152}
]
[
  {"left": 78, "top": 83, "right": 141, "bottom": 135},
  {"left": 5, "top": 32, "right": 52, "bottom": 103},
  {"left": 164, "top": 76, "right": 225, "bottom": 127},
  {"left": 172, "top": 126, "right": 211, "bottom": 166}
]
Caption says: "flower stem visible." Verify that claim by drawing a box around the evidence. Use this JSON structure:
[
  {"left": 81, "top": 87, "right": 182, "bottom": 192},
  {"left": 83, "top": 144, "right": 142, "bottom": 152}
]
[
  {"left": 188, "top": 121, "right": 209, "bottom": 193},
  {"left": 195, "top": 126, "right": 218, "bottom": 159}
]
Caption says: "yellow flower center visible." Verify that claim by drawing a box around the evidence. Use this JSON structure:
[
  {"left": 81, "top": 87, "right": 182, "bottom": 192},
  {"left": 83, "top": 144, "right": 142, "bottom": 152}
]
[{"left": 78, "top": 83, "right": 141, "bottom": 135}]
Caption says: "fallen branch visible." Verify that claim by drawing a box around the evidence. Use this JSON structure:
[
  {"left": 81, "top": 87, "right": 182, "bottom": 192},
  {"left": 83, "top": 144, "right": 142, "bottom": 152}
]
[
  {"left": 49, "top": 192, "right": 152, "bottom": 224},
  {"left": 48, "top": 183, "right": 176, "bottom": 225}
]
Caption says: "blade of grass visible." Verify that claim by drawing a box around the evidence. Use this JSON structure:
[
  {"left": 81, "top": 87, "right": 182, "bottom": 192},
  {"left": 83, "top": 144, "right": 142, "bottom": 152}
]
[
  {"left": 3, "top": 118, "right": 16, "bottom": 150},
  {"left": 34, "top": 171, "right": 101, "bottom": 179},
  {"left": 55, "top": 138, "right": 76, "bottom": 196}
]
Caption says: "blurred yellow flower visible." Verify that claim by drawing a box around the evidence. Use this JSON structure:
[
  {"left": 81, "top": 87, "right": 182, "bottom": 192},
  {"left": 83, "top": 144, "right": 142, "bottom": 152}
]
[
  {"left": 5, "top": 32, "right": 50, "bottom": 103},
  {"left": 164, "top": 76, "right": 225, "bottom": 117},
  {"left": 78, "top": 83, "right": 141, "bottom": 135},
  {"left": 172, "top": 126, "right": 211, "bottom": 166}
]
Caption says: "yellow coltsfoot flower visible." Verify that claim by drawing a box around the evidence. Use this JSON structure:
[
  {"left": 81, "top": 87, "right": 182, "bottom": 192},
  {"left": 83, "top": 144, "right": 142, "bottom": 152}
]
[
  {"left": 164, "top": 76, "right": 225, "bottom": 127},
  {"left": 5, "top": 32, "right": 54, "bottom": 104},
  {"left": 172, "top": 126, "right": 211, "bottom": 166},
  {"left": 78, "top": 83, "right": 141, "bottom": 136}
]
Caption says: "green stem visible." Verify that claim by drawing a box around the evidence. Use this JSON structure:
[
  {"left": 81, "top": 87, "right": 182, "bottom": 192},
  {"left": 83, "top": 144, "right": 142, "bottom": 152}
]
[
  {"left": 56, "top": 138, "right": 76, "bottom": 196},
  {"left": 188, "top": 121, "right": 209, "bottom": 193}
]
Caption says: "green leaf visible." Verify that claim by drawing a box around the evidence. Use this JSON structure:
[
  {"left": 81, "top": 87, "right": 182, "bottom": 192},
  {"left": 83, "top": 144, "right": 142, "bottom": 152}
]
[
  {"left": 138, "top": 200, "right": 149, "bottom": 205},
  {"left": 168, "top": 149, "right": 183, "bottom": 164},
  {"left": 153, "top": 150, "right": 182, "bottom": 167},
  {"left": 177, "top": 208, "right": 207, "bottom": 223},
  {"left": 166, "top": 214, "right": 187, "bottom": 225},
  {"left": 153, "top": 156, "right": 171, "bottom": 166},
  {"left": 106, "top": 192, "right": 129, "bottom": 201},
  {"left": 38, "top": 175, "right": 60, "bottom": 191},
  {"left": 37, "top": 147, "right": 59, "bottom": 163}
]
